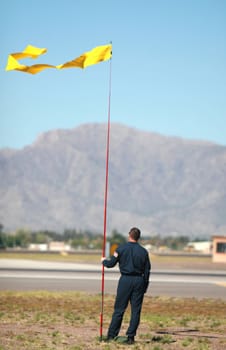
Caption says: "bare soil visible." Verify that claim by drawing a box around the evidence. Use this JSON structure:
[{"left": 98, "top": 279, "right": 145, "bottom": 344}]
[{"left": 0, "top": 292, "right": 226, "bottom": 350}]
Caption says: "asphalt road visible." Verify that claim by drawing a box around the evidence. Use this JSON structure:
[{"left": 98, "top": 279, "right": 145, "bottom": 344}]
[{"left": 0, "top": 259, "right": 226, "bottom": 299}]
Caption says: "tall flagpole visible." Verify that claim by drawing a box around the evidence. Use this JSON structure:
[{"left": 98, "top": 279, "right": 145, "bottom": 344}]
[{"left": 100, "top": 51, "right": 112, "bottom": 340}]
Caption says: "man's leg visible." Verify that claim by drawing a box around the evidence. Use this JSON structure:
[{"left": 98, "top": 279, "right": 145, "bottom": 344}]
[
  {"left": 108, "top": 276, "right": 132, "bottom": 338},
  {"left": 126, "top": 276, "right": 144, "bottom": 338}
]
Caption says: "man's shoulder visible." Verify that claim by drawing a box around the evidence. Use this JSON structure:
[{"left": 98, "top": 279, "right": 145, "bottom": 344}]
[
  {"left": 137, "top": 243, "right": 149, "bottom": 255},
  {"left": 117, "top": 242, "right": 129, "bottom": 251},
  {"left": 117, "top": 242, "right": 135, "bottom": 254}
]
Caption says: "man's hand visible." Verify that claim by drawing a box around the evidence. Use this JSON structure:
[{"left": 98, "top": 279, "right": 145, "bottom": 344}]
[{"left": 101, "top": 257, "right": 106, "bottom": 262}]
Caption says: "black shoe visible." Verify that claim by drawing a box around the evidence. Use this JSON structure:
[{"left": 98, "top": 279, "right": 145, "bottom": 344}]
[{"left": 127, "top": 336, "right": 135, "bottom": 344}]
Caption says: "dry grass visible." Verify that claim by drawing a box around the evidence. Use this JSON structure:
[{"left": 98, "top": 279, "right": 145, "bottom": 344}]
[
  {"left": 0, "top": 291, "right": 226, "bottom": 350},
  {"left": 0, "top": 252, "right": 100, "bottom": 264}
]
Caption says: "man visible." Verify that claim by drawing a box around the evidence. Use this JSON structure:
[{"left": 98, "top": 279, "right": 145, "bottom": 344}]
[{"left": 101, "top": 227, "right": 151, "bottom": 344}]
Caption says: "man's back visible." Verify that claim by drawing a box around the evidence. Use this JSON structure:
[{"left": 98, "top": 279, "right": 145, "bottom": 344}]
[{"left": 117, "top": 241, "right": 150, "bottom": 276}]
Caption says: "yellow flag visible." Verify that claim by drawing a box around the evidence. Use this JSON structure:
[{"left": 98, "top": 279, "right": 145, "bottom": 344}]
[
  {"left": 5, "top": 44, "right": 112, "bottom": 74},
  {"left": 6, "top": 55, "right": 56, "bottom": 74},
  {"left": 57, "top": 44, "right": 112, "bottom": 69},
  {"left": 11, "top": 45, "right": 47, "bottom": 60}
]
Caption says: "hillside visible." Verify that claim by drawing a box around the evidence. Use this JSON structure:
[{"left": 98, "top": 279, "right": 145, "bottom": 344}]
[{"left": 0, "top": 123, "right": 226, "bottom": 237}]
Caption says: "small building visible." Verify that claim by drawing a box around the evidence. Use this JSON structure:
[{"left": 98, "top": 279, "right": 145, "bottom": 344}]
[
  {"left": 212, "top": 236, "right": 226, "bottom": 263},
  {"left": 48, "top": 241, "right": 71, "bottom": 252},
  {"left": 185, "top": 241, "right": 212, "bottom": 254},
  {"left": 28, "top": 243, "right": 48, "bottom": 251}
]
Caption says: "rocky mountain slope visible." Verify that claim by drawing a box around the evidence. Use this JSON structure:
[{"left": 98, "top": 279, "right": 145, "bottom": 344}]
[{"left": 0, "top": 123, "right": 226, "bottom": 237}]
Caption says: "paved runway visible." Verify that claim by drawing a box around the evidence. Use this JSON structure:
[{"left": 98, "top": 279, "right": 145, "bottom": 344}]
[{"left": 0, "top": 259, "right": 226, "bottom": 299}]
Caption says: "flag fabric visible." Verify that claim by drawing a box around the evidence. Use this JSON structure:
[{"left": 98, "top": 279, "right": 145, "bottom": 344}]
[
  {"left": 6, "top": 54, "right": 56, "bottom": 74},
  {"left": 57, "top": 44, "right": 112, "bottom": 69},
  {"left": 5, "top": 44, "right": 112, "bottom": 74},
  {"left": 10, "top": 45, "right": 47, "bottom": 59}
]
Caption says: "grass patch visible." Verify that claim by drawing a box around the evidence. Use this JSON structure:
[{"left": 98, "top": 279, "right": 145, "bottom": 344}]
[
  {"left": 182, "top": 336, "right": 194, "bottom": 347},
  {"left": 0, "top": 252, "right": 100, "bottom": 263},
  {"left": 152, "top": 334, "right": 175, "bottom": 344},
  {"left": 0, "top": 291, "right": 226, "bottom": 349}
]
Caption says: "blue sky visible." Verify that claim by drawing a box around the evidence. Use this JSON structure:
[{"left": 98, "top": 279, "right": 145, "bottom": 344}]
[{"left": 1, "top": 0, "right": 226, "bottom": 149}]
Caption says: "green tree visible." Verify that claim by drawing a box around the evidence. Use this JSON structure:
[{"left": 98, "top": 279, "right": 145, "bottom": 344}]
[
  {"left": 31, "top": 231, "right": 50, "bottom": 244},
  {"left": 0, "top": 224, "right": 6, "bottom": 248},
  {"left": 6, "top": 235, "right": 16, "bottom": 248},
  {"left": 0, "top": 232, "right": 7, "bottom": 249},
  {"left": 14, "top": 229, "right": 31, "bottom": 248},
  {"left": 109, "top": 229, "right": 127, "bottom": 245}
]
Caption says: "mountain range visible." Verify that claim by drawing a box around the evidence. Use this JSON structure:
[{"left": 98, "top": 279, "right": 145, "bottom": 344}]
[{"left": 0, "top": 123, "right": 226, "bottom": 238}]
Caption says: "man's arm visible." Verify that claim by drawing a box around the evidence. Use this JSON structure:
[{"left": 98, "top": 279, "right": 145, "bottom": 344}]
[
  {"left": 101, "top": 250, "right": 119, "bottom": 268},
  {"left": 143, "top": 254, "right": 151, "bottom": 293}
]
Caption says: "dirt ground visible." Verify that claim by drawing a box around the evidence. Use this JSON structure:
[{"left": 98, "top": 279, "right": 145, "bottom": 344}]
[
  {"left": 1, "top": 322, "right": 226, "bottom": 350},
  {"left": 0, "top": 292, "right": 226, "bottom": 350},
  {"left": 1, "top": 318, "right": 226, "bottom": 349}
]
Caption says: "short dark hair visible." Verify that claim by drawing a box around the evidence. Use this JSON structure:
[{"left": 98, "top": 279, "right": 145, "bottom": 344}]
[{"left": 129, "top": 227, "right": 141, "bottom": 241}]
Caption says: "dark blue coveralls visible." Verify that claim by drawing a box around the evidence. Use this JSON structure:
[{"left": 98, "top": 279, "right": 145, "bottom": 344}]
[{"left": 102, "top": 241, "right": 151, "bottom": 338}]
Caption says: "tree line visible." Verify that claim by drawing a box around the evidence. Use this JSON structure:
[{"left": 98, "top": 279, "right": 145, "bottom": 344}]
[
  {"left": 0, "top": 223, "right": 192, "bottom": 251},
  {"left": 0, "top": 224, "right": 127, "bottom": 250}
]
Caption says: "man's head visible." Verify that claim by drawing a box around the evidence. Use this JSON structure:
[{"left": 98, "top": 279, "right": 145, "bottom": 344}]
[{"left": 129, "top": 227, "right": 141, "bottom": 242}]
